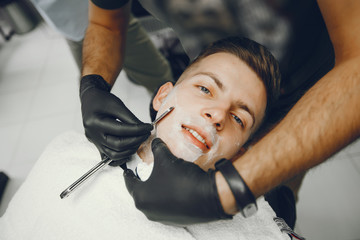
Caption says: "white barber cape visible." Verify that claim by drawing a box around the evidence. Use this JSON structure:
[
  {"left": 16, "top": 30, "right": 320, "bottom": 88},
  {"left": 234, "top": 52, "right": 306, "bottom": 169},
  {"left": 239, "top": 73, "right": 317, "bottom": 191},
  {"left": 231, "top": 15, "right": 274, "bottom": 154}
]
[{"left": 0, "top": 132, "right": 289, "bottom": 240}]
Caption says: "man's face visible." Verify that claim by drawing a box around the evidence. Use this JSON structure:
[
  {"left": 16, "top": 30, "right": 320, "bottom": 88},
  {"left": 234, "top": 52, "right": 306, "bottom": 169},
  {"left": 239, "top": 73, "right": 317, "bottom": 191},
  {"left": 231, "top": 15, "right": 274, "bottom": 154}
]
[{"left": 152, "top": 52, "right": 267, "bottom": 170}]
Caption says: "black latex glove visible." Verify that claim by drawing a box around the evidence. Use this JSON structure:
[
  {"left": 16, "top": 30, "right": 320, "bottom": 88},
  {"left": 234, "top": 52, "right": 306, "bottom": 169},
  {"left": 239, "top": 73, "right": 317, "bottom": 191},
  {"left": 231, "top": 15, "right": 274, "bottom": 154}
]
[
  {"left": 123, "top": 138, "right": 232, "bottom": 226},
  {"left": 80, "top": 75, "right": 153, "bottom": 165}
]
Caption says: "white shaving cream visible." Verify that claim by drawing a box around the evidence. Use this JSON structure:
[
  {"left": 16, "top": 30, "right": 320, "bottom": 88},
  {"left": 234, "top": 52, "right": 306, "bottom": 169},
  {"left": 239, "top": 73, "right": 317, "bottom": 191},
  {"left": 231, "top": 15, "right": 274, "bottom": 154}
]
[{"left": 155, "top": 85, "right": 223, "bottom": 166}]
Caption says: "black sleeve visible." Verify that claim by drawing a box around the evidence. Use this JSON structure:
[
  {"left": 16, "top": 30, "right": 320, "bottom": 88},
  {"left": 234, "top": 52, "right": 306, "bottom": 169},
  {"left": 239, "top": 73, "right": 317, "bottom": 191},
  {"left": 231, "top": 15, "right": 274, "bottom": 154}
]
[{"left": 91, "top": 0, "right": 130, "bottom": 9}]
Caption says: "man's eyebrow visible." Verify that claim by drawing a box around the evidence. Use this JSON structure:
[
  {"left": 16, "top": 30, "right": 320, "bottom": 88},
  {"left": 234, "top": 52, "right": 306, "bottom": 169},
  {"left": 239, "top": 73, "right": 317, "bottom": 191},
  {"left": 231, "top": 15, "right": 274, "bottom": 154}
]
[
  {"left": 236, "top": 100, "right": 256, "bottom": 129},
  {"left": 196, "top": 72, "right": 224, "bottom": 90}
]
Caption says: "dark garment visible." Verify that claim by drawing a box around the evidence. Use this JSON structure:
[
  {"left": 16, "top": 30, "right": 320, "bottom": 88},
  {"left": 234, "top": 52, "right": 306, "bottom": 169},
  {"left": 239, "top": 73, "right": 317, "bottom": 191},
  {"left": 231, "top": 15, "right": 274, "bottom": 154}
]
[
  {"left": 265, "top": 186, "right": 297, "bottom": 229},
  {"left": 95, "top": 0, "right": 335, "bottom": 121}
]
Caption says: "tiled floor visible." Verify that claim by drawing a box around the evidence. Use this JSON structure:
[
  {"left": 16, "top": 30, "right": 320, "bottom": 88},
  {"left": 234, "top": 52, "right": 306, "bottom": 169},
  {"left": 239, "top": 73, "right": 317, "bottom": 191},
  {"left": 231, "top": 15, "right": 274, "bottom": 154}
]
[{"left": 0, "top": 23, "right": 359, "bottom": 240}]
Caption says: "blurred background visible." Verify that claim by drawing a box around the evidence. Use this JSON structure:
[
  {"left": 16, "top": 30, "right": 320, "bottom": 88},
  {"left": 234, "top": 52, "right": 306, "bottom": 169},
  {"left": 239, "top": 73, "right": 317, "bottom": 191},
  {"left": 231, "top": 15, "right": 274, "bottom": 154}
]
[{"left": 0, "top": 1, "right": 359, "bottom": 239}]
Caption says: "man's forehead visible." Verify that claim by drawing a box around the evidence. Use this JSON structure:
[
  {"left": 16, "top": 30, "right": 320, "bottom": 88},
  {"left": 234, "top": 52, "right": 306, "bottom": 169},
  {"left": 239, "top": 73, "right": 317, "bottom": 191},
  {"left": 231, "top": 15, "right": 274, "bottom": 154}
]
[{"left": 180, "top": 53, "right": 244, "bottom": 82}]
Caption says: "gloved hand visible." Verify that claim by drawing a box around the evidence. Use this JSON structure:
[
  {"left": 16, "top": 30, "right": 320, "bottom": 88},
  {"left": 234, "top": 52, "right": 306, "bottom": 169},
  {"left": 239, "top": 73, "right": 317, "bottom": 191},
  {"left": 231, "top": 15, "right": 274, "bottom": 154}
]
[
  {"left": 123, "top": 138, "right": 232, "bottom": 225},
  {"left": 80, "top": 75, "right": 153, "bottom": 165}
]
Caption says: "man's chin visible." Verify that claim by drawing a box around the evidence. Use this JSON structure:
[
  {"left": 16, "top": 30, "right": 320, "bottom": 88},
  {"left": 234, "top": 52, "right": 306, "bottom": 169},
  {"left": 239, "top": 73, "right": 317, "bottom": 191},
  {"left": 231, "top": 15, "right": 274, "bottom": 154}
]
[{"left": 171, "top": 142, "right": 204, "bottom": 163}]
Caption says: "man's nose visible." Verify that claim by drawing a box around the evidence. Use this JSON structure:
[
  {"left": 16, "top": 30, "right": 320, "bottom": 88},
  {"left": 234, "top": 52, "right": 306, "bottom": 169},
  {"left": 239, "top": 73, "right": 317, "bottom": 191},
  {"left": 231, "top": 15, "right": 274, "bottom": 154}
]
[{"left": 203, "top": 107, "right": 226, "bottom": 131}]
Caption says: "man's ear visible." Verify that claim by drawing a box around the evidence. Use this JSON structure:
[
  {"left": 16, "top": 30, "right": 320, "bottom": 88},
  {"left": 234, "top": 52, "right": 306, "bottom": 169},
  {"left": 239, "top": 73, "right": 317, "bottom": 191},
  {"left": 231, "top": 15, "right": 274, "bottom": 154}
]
[{"left": 152, "top": 82, "right": 174, "bottom": 111}]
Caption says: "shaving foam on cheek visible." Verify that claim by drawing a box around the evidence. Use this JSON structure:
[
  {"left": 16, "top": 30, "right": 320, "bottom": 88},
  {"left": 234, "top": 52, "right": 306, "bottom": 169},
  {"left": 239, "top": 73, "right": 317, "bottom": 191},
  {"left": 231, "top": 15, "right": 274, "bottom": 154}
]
[
  {"left": 155, "top": 86, "right": 229, "bottom": 164},
  {"left": 202, "top": 135, "right": 221, "bottom": 164},
  {"left": 177, "top": 117, "right": 203, "bottom": 162},
  {"left": 180, "top": 116, "right": 219, "bottom": 163},
  {"left": 155, "top": 88, "right": 205, "bottom": 162}
]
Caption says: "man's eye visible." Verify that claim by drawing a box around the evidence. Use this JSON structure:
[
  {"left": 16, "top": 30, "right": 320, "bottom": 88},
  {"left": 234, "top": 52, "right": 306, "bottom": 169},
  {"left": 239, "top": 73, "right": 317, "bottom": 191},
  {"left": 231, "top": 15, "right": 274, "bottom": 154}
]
[
  {"left": 232, "top": 114, "right": 244, "bottom": 128},
  {"left": 199, "top": 86, "right": 210, "bottom": 94}
]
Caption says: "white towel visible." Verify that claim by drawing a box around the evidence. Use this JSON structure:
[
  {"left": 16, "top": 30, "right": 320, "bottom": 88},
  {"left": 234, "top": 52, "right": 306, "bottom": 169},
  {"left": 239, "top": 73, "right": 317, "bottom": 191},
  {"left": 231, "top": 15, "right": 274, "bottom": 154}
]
[{"left": 0, "top": 131, "right": 289, "bottom": 240}]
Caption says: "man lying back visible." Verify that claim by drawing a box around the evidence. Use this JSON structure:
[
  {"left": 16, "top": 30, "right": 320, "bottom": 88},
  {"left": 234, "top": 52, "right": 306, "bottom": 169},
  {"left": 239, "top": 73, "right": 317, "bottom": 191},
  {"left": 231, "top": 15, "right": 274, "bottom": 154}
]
[{"left": 0, "top": 36, "right": 293, "bottom": 240}]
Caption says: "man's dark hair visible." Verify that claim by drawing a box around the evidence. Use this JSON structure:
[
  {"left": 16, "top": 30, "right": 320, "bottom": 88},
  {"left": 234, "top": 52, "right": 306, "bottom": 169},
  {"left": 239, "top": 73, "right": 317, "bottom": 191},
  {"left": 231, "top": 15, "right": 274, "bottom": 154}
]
[{"left": 150, "top": 36, "right": 281, "bottom": 122}]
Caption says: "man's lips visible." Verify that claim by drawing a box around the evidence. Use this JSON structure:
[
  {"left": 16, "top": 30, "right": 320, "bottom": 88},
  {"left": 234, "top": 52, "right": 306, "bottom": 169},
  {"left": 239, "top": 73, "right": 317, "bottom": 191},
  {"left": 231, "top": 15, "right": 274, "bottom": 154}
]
[{"left": 181, "top": 125, "right": 213, "bottom": 152}]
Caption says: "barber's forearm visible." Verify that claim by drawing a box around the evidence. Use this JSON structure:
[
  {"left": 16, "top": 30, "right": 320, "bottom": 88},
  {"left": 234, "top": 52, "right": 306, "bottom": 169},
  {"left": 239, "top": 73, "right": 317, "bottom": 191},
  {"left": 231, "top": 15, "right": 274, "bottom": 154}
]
[
  {"left": 82, "top": 1, "right": 130, "bottom": 86},
  {"left": 82, "top": 24, "right": 123, "bottom": 85},
  {"left": 217, "top": 57, "right": 360, "bottom": 214},
  {"left": 217, "top": 0, "right": 360, "bottom": 215}
]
